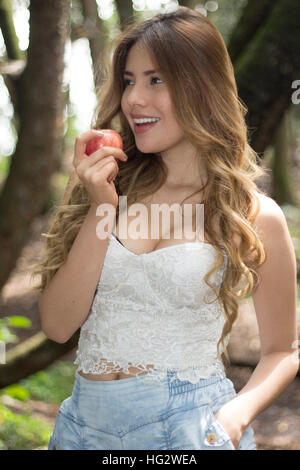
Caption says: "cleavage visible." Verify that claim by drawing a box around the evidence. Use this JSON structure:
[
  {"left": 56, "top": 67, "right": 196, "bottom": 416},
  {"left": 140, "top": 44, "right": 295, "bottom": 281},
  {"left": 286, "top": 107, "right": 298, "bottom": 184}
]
[{"left": 114, "top": 202, "right": 205, "bottom": 255}]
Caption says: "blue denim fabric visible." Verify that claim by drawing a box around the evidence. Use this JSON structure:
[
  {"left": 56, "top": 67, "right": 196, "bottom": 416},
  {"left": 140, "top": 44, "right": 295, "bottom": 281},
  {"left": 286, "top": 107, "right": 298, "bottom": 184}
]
[{"left": 48, "top": 369, "right": 256, "bottom": 450}]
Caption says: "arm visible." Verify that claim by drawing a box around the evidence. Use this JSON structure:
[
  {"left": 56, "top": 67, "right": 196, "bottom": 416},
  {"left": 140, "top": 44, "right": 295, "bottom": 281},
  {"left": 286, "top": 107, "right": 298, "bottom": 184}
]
[
  {"left": 39, "top": 129, "right": 125, "bottom": 344},
  {"left": 39, "top": 201, "right": 115, "bottom": 343},
  {"left": 216, "top": 195, "right": 299, "bottom": 447}
]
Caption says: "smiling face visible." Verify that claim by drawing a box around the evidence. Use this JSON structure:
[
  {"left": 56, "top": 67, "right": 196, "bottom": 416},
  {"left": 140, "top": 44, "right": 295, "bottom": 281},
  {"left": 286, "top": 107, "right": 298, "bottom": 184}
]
[{"left": 121, "top": 43, "right": 185, "bottom": 155}]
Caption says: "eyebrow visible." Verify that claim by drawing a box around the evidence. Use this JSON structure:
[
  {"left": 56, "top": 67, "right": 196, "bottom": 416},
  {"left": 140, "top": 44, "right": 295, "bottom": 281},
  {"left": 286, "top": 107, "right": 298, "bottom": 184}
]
[{"left": 123, "top": 69, "right": 159, "bottom": 76}]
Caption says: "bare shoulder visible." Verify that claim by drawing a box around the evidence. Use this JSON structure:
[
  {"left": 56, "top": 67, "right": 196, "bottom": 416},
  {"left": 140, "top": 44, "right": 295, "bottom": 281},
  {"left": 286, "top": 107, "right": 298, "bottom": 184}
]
[
  {"left": 254, "top": 191, "right": 282, "bottom": 215},
  {"left": 251, "top": 192, "right": 288, "bottom": 238},
  {"left": 250, "top": 192, "right": 296, "bottom": 273},
  {"left": 232, "top": 192, "right": 288, "bottom": 250}
]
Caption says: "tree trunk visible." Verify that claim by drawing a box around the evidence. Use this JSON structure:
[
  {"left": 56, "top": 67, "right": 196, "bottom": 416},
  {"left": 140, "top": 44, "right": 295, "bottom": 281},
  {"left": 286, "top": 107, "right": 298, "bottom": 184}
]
[
  {"left": 0, "top": 0, "right": 22, "bottom": 59},
  {"left": 178, "top": 0, "right": 198, "bottom": 9},
  {"left": 272, "top": 109, "right": 295, "bottom": 204},
  {"left": 114, "top": 0, "right": 135, "bottom": 31},
  {"left": 0, "top": 0, "right": 70, "bottom": 293},
  {"left": 0, "top": 330, "right": 80, "bottom": 389},
  {"left": 227, "top": 0, "right": 279, "bottom": 63},
  {"left": 0, "top": 0, "right": 25, "bottom": 127},
  {"left": 233, "top": 0, "right": 300, "bottom": 154},
  {"left": 80, "top": 0, "right": 107, "bottom": 89}
]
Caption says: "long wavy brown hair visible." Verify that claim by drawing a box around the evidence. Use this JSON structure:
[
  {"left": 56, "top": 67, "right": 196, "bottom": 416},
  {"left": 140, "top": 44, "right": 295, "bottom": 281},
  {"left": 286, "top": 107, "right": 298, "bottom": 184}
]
[{"left": 31, "top": 6, "right": 268, "bottom": 367}]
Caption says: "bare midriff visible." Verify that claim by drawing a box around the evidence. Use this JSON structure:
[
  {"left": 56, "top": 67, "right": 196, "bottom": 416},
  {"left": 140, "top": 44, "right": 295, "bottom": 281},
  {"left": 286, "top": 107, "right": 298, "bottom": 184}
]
[{"left": 78, "top": 359, "right": 155, "bottom": 381}]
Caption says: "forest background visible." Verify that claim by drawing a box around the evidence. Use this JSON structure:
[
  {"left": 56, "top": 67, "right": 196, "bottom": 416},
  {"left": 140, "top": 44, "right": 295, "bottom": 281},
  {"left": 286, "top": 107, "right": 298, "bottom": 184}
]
[{"left": 0, "top": 0, "right": 299, "bottom": 450}]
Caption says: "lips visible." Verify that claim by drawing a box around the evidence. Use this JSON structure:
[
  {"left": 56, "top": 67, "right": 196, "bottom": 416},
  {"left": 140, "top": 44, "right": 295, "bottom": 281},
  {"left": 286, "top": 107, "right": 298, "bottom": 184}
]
[
  {"left": 131, "top": 115, "right": 160, "bottom": 119},
  {"left": 133, "top": 120, "right": 160, "bottom": 134}
]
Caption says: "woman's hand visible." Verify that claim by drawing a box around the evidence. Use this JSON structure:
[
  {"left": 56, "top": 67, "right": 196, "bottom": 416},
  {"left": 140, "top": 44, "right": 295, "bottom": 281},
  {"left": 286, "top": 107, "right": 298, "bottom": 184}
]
[
  {"left": 213, "top": 400, "right": 248, "bottom": 450},
  {"left": 73, "top": 129, "right": 128, "bottom": 209}
]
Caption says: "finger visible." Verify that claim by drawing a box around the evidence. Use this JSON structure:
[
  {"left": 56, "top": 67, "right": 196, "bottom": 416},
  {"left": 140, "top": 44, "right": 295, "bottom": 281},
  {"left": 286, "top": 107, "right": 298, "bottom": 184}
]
[
  {"left": 78, "top": 155, "right": 117, "bottom": 179},
  {"left": 73, "top": 129, "right": 105, "bottom": 167},
  {"left": 76, "top": 147, "right": 127, "bottom": 174},
  {"left": 84, "top": 155, "right": 118, "bottom": 179},
  {"left": 107, "top": 163, "right": 119, "bottom": 183},
  {"left": 85, "top": 146, "right": 128, "bottom": 163},
  {"left": 76, "top": 152, "right": 126, "bottom": 178},
  {"left": 102, "top": 147, "right": 128, "bottom": 162},
  {"left": 108, "top": 169, "right": 118, "bottom": 183},
  {"left": 95, "top": 161, "right": 117, "bottom": 185}
]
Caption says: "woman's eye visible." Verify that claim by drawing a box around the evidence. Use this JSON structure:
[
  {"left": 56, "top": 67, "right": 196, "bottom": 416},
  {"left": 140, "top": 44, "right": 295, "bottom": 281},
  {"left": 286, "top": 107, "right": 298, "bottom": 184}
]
[
  {"left": 151, "top": 77, "right": 163, "bottom": 84},
  {"left": 123, "top": 77, "right": 163, "bottom": 87}
]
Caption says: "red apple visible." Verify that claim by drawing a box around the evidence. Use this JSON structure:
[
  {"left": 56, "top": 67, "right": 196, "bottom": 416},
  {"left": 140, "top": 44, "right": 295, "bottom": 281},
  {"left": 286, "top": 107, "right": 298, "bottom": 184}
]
[{"left": 85, "top": 129, "right": 123, "bottom": 156}]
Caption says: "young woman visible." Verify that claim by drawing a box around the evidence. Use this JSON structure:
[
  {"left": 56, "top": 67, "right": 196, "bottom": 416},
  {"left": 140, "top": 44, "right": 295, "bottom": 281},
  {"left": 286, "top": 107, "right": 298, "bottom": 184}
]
[{"left": 32, "top": 7, "right": 299, "bottom": 451}]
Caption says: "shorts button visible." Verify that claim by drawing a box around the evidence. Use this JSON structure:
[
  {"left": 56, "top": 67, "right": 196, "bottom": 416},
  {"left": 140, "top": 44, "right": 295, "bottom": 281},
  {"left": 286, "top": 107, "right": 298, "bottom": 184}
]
[{"left": 207, "top": 433, "right": 217, "bottom": 444}]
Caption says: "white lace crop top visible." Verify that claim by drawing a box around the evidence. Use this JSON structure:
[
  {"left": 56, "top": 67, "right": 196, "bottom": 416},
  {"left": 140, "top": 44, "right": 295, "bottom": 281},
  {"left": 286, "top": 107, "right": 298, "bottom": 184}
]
[{"left": 74, "top": 232, "right": 229, "bottom": 385}]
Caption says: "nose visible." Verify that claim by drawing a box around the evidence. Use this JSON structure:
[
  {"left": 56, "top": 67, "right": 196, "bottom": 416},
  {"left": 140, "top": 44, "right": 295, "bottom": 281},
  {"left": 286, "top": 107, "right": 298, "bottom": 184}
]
[{"left": 126, "top": 83, "right": 148, "bottom": 108}]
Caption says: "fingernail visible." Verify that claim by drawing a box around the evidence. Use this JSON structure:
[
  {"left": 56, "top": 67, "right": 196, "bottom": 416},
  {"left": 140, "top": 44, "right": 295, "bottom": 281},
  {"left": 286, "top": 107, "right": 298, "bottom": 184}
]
[{"left": 95, "top": 130, "right": 104, "bottom": 135}]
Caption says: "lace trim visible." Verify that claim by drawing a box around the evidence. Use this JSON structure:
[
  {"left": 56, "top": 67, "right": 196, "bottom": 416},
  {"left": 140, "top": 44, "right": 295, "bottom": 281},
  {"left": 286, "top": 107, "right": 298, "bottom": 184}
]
[{"left": 74, "top": 355, "right": 226, "bottom": 385}]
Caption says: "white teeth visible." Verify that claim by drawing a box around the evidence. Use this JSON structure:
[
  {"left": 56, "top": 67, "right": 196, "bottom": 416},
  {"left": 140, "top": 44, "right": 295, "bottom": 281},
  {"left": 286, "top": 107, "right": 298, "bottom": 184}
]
[{"left": 133, "top": 117, "right": 160, "bottom": 124}]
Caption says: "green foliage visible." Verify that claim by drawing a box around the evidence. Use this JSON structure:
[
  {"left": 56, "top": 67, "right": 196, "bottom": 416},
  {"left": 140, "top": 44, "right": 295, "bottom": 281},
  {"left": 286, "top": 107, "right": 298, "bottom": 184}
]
[
  {"left": 0, "top": 361, "right": 76, "bottom": 405},
  {"left": 14, "top": 361, "right": 76, "bottom": 405},
  {"left": 0, "top": 155, "right": 10, "bottom": 181},
  {"left": 0, "top": 316, "right": 32, "bottom": 344},
  {"left": 0, "top": 361, "right": 77, "bottom": 449},
  {"left": 7, "top": 316, "right": 32, "bottom": 328},
  {"left": 65, "top": 112, "right": 79, "bottom": 143},
  {"left": 1, "top": 384, "right": 30, "bottom": 402},
  {"left": 0, "top": 402, "right": 52, "bottom": 450}
]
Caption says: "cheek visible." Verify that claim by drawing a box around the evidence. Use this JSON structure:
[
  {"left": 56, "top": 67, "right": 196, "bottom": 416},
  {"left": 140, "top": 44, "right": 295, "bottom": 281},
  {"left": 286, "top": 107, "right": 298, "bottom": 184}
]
[
  {"left": 164, "top": 105, "right": 183, "bottom": 133},
  {"left": 120, "top": 94, "right": 126, "bottom": 113},
  {"left": 166, "top": 104, "right": 183, "bottom": 133},
  {"left": 121, "top": 97, "right": 131, "bottom": 124},
  {"left": 159, "top": 96, "right": 176, "bottom": 122}
]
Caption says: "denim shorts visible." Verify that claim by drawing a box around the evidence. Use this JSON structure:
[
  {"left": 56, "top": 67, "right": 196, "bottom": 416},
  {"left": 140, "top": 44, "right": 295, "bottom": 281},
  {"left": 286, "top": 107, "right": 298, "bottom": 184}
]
[{"left": 47, "top": 369, "right": 256, "bottom": 450}]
